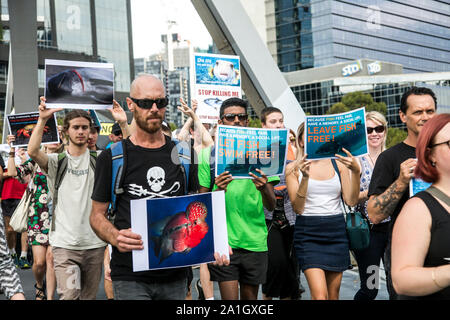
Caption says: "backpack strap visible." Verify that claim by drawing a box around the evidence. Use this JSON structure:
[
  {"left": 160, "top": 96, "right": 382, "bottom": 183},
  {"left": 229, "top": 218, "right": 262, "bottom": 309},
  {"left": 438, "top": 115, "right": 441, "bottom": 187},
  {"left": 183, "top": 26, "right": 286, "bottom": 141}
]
[
  {"left": 110, "top": 140, "right": 126, "bottom": 213},
  {"left": 209, "top": 145, "right": 216, "bottom": 191},
  {"left": 51, "top": 152, "right": 68, "bottom": 231},
  {"left": 172, "top": 138, "right": 191, "bottom": 195}
]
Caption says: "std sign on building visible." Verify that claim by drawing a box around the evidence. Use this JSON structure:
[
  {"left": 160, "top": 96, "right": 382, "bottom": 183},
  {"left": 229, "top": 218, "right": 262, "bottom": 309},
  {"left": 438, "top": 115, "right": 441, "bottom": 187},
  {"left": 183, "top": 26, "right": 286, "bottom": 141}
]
[{"left": 192, "top": 53, "right": 242, "bottom": 124}]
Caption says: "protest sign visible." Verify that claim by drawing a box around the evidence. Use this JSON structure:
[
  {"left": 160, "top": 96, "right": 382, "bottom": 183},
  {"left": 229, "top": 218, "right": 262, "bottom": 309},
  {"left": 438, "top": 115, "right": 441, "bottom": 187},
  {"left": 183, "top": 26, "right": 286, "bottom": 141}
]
[
  {"left": 410, "top": 177, "right": 432, "bottom": 197},
  {"left": 45, "top": 59, "right": 114, "bottom": 109},
  {"left": 215, "top": 125, "right": 288, "bottom": 178},
  {"left": 305, "top": 107, "right": 368, "bottom": 160},
  {"left": 7, "top": 112, "right": 59, "bottom": 148},
  {"left": 192, "top": 53, "right": 241, "bottom": 124},
  {"left": 131, "top": 191, "right": 228, "bottom": 271}
]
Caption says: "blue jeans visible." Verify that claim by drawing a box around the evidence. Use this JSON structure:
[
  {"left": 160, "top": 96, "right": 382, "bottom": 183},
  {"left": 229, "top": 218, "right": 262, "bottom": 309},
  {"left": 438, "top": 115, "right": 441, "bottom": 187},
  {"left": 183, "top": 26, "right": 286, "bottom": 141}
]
[
  {"left": 353, "top": 230, "right": 388, "bottom": 300},
  {"left": 113, "top": 277, "right": 187, "bottom": 300}
]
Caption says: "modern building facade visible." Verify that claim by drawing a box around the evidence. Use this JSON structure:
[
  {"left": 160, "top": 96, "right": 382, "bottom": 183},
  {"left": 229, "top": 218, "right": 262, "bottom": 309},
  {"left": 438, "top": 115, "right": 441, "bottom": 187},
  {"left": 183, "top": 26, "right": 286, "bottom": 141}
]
[
  {"left": 286, "top": 59, "right": 450, "bottom": 128},
  {"left": 0, "top": 0, "right": 134, "bottom": 117},
  {"left": 264, "top": 0, "right": 450, "bottom": 73}
]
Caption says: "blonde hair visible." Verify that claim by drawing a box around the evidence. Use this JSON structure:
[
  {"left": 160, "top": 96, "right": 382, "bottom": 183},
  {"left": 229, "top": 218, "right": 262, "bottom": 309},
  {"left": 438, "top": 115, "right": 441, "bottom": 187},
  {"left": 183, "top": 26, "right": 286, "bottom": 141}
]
[{"left": 366, "top": 111, "right": 387, "bottom": 152}]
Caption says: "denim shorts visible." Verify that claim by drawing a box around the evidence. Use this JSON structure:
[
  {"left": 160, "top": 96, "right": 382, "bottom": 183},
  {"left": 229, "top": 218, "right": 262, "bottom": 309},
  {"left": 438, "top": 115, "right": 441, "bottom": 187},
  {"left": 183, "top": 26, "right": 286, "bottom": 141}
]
[{"left": 112, "top": 277, "right": 188, "bottom": 300}]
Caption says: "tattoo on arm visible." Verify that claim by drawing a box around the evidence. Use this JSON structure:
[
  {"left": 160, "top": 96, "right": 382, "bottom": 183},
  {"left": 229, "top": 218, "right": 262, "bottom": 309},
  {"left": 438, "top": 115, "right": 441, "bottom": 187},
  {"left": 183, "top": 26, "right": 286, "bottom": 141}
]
[{"left": 373, "top": 181, "right": 407, "bottom": 218}]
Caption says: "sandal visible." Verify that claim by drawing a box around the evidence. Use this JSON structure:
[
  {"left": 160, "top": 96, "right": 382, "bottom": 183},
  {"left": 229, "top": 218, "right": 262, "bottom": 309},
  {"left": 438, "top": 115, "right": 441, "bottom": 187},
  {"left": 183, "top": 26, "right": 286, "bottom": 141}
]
[{"left": 34, "top": 283, "right": 47, "bottom": 300}]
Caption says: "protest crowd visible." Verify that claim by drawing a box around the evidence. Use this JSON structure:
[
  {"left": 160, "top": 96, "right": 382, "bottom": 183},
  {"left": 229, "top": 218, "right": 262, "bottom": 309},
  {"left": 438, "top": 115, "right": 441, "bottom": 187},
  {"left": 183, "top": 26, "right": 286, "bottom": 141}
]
[{"left": 0, "top": 72, "right": 448, "bottom": 301}]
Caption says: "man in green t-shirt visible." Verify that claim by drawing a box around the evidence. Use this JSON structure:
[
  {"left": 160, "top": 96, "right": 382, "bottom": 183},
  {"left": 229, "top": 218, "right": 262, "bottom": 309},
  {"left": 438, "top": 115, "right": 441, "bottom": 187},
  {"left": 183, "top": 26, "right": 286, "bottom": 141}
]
[{"left": 198, "top": 97, "right": 279, "bottom": 300}]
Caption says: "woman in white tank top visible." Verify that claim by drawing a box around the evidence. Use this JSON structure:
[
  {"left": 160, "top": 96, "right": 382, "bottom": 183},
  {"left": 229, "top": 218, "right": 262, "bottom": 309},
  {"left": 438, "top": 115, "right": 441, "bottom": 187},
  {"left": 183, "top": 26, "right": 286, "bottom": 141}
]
[{"left": 286, "top": 123, "right": 361, "bottom": 300}]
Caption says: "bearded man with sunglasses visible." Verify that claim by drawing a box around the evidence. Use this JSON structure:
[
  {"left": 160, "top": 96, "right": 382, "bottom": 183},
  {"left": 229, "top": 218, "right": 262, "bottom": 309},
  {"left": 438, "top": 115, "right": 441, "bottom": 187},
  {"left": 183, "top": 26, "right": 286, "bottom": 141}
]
[
  {"left": 367, "top": 86, "right": 437, "bottom": 300},
  {"left": 197, "top": 97, "right": 278, "bottom": 300},
  {"left": 89, "top": 74, "right": 225, "bottom": 300}
]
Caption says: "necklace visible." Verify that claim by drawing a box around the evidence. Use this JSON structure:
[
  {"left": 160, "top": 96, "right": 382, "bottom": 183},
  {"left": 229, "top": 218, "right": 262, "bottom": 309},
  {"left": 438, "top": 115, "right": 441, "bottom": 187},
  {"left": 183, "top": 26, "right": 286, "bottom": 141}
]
[{"left": 367, "top": 153, "right": 378, "bottom": 167}]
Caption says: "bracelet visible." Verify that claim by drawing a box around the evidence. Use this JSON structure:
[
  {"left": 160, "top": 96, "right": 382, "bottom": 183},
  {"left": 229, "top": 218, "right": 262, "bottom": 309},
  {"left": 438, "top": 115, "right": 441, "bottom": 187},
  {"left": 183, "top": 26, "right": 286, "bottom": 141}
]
[
  {"left": 9, "top": 152, "right": 15, "bottom": 156},
  {"left": 431, "top": 268, "right": 445, "bottom": 289}
]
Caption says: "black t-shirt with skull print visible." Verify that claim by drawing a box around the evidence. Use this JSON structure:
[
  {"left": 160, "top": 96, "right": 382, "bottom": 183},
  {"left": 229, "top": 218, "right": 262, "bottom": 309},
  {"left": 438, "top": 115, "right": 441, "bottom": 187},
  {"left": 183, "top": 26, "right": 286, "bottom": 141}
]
[{"left": 92, "top": 135, "right": 199, "bottom": 283}]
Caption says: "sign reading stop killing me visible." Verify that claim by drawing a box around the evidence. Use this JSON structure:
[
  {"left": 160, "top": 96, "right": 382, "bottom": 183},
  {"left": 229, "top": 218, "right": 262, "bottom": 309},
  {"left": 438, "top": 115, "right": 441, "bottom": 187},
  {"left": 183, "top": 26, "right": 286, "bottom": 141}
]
[{"left": 192, "top": 53, "right": 241, "bottom": 124}]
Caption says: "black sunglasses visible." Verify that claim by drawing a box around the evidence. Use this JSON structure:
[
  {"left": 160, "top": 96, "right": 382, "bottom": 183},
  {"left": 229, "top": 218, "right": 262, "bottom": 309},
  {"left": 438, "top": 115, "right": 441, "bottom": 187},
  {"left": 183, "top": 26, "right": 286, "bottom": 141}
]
[
  {"left": 222, "top": 113, "right": 248, "bottom": 122},
  {"left": 367, "top": 125, "right": 385, "bottom": 134},
  {"left": 130, "top": 97, "right": 168, "bottom": 109}
]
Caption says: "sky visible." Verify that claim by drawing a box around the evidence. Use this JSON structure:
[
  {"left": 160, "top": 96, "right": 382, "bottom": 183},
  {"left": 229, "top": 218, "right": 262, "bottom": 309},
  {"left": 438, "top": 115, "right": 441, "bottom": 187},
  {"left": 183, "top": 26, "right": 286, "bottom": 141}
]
[{"left": 130, "top": 0, "right": 213, "bottom": 58}]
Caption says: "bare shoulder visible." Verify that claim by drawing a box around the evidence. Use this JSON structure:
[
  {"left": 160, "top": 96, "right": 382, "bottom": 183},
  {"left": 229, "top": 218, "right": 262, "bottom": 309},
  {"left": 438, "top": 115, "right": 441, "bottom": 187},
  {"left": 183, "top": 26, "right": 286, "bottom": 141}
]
[{"left": 396, "top": 196, "right": 432, "bottom": 226}]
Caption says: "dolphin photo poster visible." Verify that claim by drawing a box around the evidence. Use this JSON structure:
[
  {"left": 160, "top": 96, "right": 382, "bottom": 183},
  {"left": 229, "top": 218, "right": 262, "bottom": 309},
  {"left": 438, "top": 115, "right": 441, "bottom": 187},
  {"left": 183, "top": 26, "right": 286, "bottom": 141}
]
[
  {"left": 192, "top": 53, "right": 241, "bottom": 123},
  {"left": 45, "top": 59, "right": 114, "bottom": 109},
  {"left": 305, "top": 108, "right": 368, "bottom": 160},
  {"left": 7, "top": 112, "right": 59, "bottom": 148},
  {"left": 215, "top": 125, "right": 288, "bottom": 179},
  {"left": 131, "top": 192, "right": 228, "bottom": 271}
]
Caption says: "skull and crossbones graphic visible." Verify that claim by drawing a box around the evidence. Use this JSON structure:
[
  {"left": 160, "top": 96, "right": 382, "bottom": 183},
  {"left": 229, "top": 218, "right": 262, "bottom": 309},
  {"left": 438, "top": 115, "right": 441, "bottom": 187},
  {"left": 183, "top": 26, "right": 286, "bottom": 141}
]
[{"left": 128, "top": 166, "right": 180, "bottom": 198}]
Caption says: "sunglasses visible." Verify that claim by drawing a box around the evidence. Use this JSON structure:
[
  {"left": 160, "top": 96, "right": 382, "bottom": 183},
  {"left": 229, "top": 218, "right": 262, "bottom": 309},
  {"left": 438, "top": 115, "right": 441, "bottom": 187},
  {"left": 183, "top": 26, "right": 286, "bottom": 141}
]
[
  {"left": 130, "top": 97, "right": 168, "bottom": 109},
  {"left": 222, "top": 113, "right": 248, "bottom": 122},
  {"left": 367, "top": 125, "right": 385, "bottom": 134}
]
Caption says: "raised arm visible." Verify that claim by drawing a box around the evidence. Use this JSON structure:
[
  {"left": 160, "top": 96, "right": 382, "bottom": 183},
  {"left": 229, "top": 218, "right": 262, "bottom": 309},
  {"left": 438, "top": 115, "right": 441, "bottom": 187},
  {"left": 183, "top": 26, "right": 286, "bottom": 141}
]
[
  {"left": 28, "top": 97, "right": 62, "bottom": 173},
  {"left": 285, "top": 156, "right": 311, "bottom": 215},
  {"left": 110, "top": 99, "right": 130, "bottom": 139},
  {"left": 367, "top": 158, "right": 417, "bottom": 224},
  {"left": 6, "top": 135, "right": 17, "bottom": 177},
  {"left": 178, "top": 98, "right": 214, "bottom": 148},
  {"left": 335, "top": 148, "right": 361, "bottom": 207}
]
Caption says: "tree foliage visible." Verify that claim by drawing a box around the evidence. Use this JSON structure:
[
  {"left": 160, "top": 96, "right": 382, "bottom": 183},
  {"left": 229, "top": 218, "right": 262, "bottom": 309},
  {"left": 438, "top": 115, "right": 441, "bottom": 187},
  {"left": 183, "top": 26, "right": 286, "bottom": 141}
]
[
  {"left": 328, "top": 92, "right": 387, "bottom": 115},
  {"left": 248, "top": 118, "right": 262, "bottom": 128},
  {"left": 386, "top": 127, "right": 407, "bottom": 149}
]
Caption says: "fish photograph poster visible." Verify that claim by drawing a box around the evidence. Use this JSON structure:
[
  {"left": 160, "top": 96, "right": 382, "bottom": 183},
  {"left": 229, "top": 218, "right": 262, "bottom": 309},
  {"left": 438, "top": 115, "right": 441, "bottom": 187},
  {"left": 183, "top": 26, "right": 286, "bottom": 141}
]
[
  {"left": 215, "top": 125, "right": 288, "bottom": 179},
  {"left": 131, "top": 191, "right": 229, "bottom": 271},
  {"left": 7, "top": 112, "right": 59, "bottom": 148},
  {"left": 192, "top": 52, "right": 241, "bottom": 123},
  {"left": 45, "top": 59, "right": 114, "bottom": 109},
  {"left": 305, "top": 107, "right": 368, "bottom": 160}
]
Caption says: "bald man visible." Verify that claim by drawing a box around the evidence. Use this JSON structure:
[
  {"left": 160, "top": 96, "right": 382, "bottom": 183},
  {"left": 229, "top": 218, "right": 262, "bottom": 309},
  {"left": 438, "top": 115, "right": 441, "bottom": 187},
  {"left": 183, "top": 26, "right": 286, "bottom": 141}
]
[{"left": 90, "top": 75, "right": 205, "bottom": 300}]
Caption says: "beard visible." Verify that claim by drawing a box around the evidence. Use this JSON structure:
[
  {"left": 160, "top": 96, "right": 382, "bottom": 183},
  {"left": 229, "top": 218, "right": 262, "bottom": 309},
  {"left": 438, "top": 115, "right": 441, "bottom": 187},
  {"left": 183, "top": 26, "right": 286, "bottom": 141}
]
[
  {"left": 69, "top": 135, "right": 88, "bottom": 147},
  {"left": 134, "top": 111, "right": 163, "bottom": 134}
]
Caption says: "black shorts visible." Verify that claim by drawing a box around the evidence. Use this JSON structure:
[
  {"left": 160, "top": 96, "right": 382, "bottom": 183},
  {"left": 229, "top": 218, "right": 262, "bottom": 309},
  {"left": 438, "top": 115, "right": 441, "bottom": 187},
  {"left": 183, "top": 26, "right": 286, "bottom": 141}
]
[
  {"left": 208, "top": 248, "right": 268, "bottom": 285},
  {"left": 1, "top": 199, "right": 21, "bottom": 217}
]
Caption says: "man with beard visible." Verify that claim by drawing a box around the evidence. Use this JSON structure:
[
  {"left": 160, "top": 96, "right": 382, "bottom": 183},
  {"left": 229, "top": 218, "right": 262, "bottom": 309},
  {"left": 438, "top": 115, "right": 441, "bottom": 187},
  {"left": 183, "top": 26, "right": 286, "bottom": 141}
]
[
  {"left": 28, "top": 98, "right": 106, "bottom": 299},
  {"left": 89, "top": 75, "right": 230, "bottom": 300}
]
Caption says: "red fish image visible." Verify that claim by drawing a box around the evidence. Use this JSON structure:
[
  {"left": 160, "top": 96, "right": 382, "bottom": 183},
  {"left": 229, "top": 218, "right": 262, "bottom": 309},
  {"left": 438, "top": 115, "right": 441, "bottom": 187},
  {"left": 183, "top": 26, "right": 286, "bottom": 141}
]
[
  {"left": 150, "top": 201, "right": 209, "bottom": 264},
  {"left": 16, "top": 124, "right": 49, "bottom": 138}
]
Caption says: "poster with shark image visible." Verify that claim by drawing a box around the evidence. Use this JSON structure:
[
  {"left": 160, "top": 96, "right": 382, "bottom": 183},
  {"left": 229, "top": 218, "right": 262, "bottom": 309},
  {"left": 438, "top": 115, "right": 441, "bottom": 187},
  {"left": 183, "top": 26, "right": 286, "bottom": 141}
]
[
  {"left": 131, "top": 191, "right": 229, "bottom": 271},
  {"left": 45, "top": 59, "right": 114, "bottom": 109},
  {"left": 7, "top": 112, "right": 59, "bottom": 148},
  {"left": 192, "top": 53, "right": 242, "bottom": 124},
  {"left": 215, "top": 125, "right": 288, "bottom": 179},
  {"left": 305, "top": 108, "right": 368, "bottom": 160}
]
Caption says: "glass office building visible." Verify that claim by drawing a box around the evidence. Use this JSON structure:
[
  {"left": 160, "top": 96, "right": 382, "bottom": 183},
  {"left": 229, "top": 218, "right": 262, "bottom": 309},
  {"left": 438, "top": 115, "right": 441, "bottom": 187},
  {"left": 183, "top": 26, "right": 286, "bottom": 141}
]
[
  {"left": 290, "top": 73, "right": 450, "bottom": 128},
  {"left": 0, "top": 0, "right": 134, "bottom": 108},
  {"left": 272, "top": 0, "right": 450, "bottom": 73}
]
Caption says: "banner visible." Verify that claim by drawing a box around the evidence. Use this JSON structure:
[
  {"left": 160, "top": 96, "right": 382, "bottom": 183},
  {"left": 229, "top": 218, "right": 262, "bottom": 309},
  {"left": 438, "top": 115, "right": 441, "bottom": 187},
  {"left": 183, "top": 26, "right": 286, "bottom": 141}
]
[
  {"left": 192, "top": 53, "right": 241, "bottom": 124},
  {"left": 305, "top": 108, "right": 368, "bottom": 160},
  {"left": 45, "top": 59, "right": 114, "bottom": 109},
  {"left": 215, "top": 125, "right": 288, "bottom": 179},
  {"left": 7, "top": 112, "right": 59, "bottom": 148},
  {"left": 131, "top": 192, "right": 228, "bottom": 271}
]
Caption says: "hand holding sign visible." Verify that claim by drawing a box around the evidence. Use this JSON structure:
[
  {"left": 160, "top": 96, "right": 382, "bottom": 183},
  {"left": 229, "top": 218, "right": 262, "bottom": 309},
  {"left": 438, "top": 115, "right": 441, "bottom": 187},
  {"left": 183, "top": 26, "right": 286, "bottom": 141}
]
[
  {"left": 298, "top": 154, "right": 312, "bottom": 178},
  {"left": 335, "top": 148, "right": 360, "bottom": 174},
  {"left": 215, "top": 171, "right": 233, "bottom": 191},
  {"left": 249, "top": 168, "right": 268, "bottom": 191},
  {"left": 108, "top": 99, "right": 127, "bottom": 124},
  {"left": 38, "top": 97, "right": 63, "bottom": 122}
]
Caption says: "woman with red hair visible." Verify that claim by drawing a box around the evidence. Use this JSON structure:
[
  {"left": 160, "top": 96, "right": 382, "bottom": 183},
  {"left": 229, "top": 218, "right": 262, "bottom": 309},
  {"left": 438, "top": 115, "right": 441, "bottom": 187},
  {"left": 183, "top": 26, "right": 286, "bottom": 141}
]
[{"left": 391, "top": 113, "right": 450, "bottom": 299}]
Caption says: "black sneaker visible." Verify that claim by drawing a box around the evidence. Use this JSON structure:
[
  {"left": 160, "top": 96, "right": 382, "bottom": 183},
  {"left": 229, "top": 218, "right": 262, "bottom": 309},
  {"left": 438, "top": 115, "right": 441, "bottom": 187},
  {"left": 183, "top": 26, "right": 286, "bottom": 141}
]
[
  {"left": 19, "top": 257, "right": 31, "bottom": 269},
  {"left": 195, "top": 279, "right": 205, "bottom": 300}
]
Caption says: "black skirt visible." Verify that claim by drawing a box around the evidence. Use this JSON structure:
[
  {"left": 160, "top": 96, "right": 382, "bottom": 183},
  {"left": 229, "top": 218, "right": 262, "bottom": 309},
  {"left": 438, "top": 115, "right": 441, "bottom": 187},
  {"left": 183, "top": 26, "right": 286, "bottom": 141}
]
[{"left": 294, "top": 214, "right": 350, "bottom": 272}]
